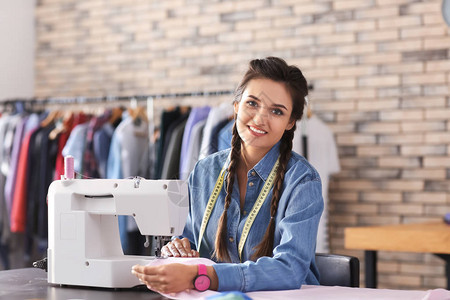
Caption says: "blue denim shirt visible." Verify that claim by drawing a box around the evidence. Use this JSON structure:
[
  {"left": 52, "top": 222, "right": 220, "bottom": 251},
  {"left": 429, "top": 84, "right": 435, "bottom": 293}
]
[{"left": 182, "top": 142, "right": 323, "bottom": 292}]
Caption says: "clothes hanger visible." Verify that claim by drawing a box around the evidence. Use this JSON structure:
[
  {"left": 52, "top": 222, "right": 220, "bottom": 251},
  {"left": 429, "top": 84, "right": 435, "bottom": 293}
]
[
  {"left": 180, "top": 105, "right": 191, "bottom": 115},
  {"left": 307, "top": 103, "right": 313, "bottom": 119},
  {"left": 305, "top": 96, "right": 313, "bottom": 119},
  {"left": 49, "top": 110, "right": 74, "bottom": 140},
  {"left": 41, "top": 110, "right": 61, "bottom": 127},
  {"left": 128, "top": 105, "right": 149, "bottom": 124},
  {"left": 109, "top": 107, "right": 124, "bottom": 125}
]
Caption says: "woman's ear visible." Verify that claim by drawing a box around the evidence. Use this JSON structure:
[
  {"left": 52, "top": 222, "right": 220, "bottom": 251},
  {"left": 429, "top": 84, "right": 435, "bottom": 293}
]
[
  {"left": 234, "top": 101, "right": 239, "bottom": 115},
  {"left": 286, "top": 119, "right": 295, "bottom": 131}
]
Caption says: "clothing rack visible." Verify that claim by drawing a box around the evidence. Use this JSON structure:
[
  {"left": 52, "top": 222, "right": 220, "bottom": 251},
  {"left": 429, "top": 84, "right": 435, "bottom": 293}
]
[
  {"left": 1, "top": 83, "right": 313, "bottom": 106},
  {"left": 1, "top": 88, "right": 312, "bottom": 160},
  {"left": 0, "top": 90, "right": 235, "bottom": 107}
]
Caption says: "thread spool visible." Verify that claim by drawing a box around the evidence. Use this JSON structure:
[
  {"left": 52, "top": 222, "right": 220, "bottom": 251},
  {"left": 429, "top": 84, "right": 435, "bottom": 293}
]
[{"left": 64, "top": 155, "right": 75, "bottom": 180}]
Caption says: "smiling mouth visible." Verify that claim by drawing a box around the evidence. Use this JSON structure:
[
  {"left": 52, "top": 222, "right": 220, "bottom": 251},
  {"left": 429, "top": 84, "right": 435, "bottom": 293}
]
[{"left": 248, "top": 125, "right": 267, "bottom": 135}]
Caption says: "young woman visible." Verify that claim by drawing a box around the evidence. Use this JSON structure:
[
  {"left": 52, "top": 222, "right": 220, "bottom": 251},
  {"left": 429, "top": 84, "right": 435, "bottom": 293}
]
[{"left": 132, "top": 57, "right": 323, "bottom": 294}]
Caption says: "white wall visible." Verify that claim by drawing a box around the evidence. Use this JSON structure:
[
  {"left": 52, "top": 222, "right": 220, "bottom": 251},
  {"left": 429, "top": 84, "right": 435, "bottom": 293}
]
[{"left": 0, "top": 0, "right": 35, "bottom": 101}]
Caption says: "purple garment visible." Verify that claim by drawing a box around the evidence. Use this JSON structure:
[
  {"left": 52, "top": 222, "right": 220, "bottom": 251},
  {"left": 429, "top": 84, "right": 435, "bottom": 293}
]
[
  {"left": 179, "top": 106, "right": 210, "bottom": 177},
  {"left": 4, "top": 116, "right": 28, "bottom": 216}
]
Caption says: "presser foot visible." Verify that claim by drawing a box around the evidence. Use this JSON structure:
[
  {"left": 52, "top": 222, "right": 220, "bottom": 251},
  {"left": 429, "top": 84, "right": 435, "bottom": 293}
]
[{"left": 33, "top": 257, "right": 48, "bottom": 272}]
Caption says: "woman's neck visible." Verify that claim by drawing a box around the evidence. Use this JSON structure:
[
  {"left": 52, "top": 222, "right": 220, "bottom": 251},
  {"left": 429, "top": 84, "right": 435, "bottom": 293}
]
[{"left": 239, "top": 144, "right": 269, "bottom": 172}]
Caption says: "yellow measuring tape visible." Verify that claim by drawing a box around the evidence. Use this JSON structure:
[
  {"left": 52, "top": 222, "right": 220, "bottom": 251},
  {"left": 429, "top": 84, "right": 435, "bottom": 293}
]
[{"left": 197, "top": 156, "right": 280, "bottom": 261}]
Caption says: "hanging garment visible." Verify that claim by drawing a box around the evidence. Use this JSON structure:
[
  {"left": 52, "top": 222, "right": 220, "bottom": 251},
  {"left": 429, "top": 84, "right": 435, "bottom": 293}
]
[
  {"left": 293, "top": 115, "right": 340, "bottom": 253},
  {"left": 0, "top": 115, "right": 19, "bottom": 241},
  {"left": 155, "top": 108, "right": 182, "bottom": 179},
  {"left": 160, "top": 111, "right": 190, "bottom": 176},
  {"left": 161, "top": 118, "right": 188, "bottom": 179},
  {"left": 10, "top": 114, "right": 41, "bottom": 233},
  {"left": 62, "top": 122, "right": 89, "bottom": 176},
  {"left": 93, "top": 122, "right": 115, "bottom": 178},
  {"left": 209, "top": 118, "right": 232, "bottom": 154},
  {"left": 4, "top": 115, "right": 28, "bottom": 217},
  {"left": 218, "top": 119, "right": 234, "bottom": 151},
  {"left": 82, "top": 114, "right": 108, "bottom": 179},
  {"left": 0, "top": 114, "right": 12, "bottom": 268},
  {"left": 1, "top": 114, "right": 23, "bottom": 180},
  {"left": 179, "top": 106, "right": 210, "bottom": 179},
  {"left": 117, "top": 116, "right": 150, "bottom": 180},
  {"left": 180, "top": 119, "right": 207, "bottom": 180},
  {"left": 25, "top": 120, "right": 57, "bottom": 259},
  {"left": 52, "top": 112, "right": 78, "bottom": 181},
  {"left": 198, "top": 103, "right": 233, "bottom": 160},
  {"left": 107, "top": 114, "right": 150, "bottom": 254}
]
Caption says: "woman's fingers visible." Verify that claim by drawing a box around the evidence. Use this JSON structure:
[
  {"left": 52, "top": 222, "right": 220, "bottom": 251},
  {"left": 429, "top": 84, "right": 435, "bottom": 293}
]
[
  {"left": 165, "top": 238, "right": 193, "bottom": 257},
  {"left": 181, "top": 238, "right": 191, "bottom": 250},
  {"left": 160, "top": 238, "right": 198, "bottom": 258},
  {"left": 168, "top": 240, "right": 183, "bottom": 257},
  {"left": 132, "top": 264, "right": 197, "bottom": 294},
  {"left": 161, "top": 245, "right": 172, "bottom": 257},
  {"left": 173, "top": 238, "right": 189, "bottom": 257}
]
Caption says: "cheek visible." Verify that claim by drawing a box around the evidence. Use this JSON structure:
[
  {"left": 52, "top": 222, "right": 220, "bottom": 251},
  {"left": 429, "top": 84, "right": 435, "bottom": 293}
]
[
  {"left": 274, "top": 119, "right": 291, "bottom": 133},
  {"left": 235, "top": 116, "right": 248, "bottom": 137},
  {"left": 236, "top": 109, "right": 252, "bottom": 125}
]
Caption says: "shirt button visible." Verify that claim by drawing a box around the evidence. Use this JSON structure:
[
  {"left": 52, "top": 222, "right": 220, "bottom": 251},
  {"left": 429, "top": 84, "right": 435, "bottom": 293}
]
[
  {"left": 229, "top": 237, "right": 234, "bottom": 242},
  {"left": 249, "top": 182, "right": 254, "bottom": 187},
  {"left": 251, "top": 171, "right": 256, "bottom": 176},
  {"left": 243, "top": 211, "right": 247, "bottom": 216}
]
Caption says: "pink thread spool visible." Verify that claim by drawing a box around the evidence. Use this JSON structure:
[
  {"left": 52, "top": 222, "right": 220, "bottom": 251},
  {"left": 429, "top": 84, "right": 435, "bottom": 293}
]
[{"left": 64, "top": 155, "right": 75, "bottom": 180}]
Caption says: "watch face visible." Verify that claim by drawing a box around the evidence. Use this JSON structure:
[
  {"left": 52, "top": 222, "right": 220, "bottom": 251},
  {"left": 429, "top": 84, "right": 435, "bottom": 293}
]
[{"left": 194, "top": 274, "right": 211, "bottom": 292}]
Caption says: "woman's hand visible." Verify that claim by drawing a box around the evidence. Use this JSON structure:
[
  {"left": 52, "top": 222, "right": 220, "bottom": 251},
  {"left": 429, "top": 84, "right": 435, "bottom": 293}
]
[
  {"left": 132, "top": 264, "right": 219, "bottom": 294},
  {"left": 161, "top": 238, "right": 199, "bottom": 258},
  {"left": 132, "top": 263, "right": 197, "bottom": 294}
]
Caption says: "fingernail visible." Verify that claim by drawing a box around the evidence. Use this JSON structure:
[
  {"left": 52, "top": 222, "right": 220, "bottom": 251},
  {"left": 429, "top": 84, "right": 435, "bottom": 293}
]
[{"left": 188, "top": 253, "right": 192, "bottom": 257}]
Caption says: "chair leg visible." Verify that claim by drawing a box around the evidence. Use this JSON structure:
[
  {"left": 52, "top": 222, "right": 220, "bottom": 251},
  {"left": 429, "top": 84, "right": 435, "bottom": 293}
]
[{"left": 365, "top": 250, "right": 377, "bottom": 288}]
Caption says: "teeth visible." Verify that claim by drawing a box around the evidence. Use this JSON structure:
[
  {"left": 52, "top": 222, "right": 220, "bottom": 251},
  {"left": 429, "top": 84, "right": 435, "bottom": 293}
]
[{"left": 249, "top": 126, "right": 266, "bottom": 134}]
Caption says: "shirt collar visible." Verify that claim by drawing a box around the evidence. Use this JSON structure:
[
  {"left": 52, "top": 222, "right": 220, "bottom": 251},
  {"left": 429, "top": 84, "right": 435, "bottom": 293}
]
[
  {"left": 251, "top": 142, "right": 281, "bottom": 181},
  {"left": 223, "top": 142, "right": 281, "bottom": 184}
]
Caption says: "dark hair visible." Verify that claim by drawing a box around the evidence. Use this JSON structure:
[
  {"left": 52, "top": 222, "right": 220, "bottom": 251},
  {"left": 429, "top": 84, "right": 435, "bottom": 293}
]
[{"left": 213, "top": 57, "right": 309, "bottom": 262}]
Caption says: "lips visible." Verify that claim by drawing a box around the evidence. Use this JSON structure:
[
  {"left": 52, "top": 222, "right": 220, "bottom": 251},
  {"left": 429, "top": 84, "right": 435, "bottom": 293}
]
[{"left": 248, "top": 125, "right": 267, "bottom": 136}]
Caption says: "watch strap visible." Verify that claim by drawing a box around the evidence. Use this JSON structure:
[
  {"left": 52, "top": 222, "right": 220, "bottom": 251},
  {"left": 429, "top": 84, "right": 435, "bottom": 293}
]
[{"left": 198, "top": 264, "right": 207, "bottom": 276}]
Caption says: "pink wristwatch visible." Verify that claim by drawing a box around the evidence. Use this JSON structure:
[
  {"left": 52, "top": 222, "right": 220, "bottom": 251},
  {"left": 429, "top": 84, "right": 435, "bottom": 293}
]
[{"left": 193, "top": 264, "right": 211, "bottom": 292}]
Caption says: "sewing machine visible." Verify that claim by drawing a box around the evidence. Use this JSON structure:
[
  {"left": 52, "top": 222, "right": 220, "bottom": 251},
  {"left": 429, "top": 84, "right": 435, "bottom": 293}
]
[{"left": 47, "top": 176, "right": 189, "bottom": 288}]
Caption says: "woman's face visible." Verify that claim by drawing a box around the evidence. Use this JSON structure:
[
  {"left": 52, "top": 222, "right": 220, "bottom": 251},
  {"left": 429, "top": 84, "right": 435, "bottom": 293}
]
[{"left": 234, "top": 78, "right": 295, "bottom": 154}]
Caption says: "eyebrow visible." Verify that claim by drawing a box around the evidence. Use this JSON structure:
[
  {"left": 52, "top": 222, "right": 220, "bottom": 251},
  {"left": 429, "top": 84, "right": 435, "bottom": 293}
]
[{"left": 247, "top": 94, "right": 288, "bottom": 111}]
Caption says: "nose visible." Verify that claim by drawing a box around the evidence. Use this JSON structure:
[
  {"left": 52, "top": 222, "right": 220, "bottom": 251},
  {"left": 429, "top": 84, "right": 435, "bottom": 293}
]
[{"left": 253, "top": 106, "right": 268, "bottom": 125}]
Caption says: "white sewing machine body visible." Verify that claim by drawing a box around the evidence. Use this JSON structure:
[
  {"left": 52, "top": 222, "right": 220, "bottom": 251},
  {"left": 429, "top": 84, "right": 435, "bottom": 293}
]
[{"left": 47, "top": 177, "right": 189, "bottom": 288}]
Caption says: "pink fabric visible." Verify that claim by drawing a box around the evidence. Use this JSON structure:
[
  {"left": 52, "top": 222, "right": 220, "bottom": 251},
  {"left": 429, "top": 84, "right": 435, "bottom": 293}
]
[
  {"left": 145, "top": 257, "right": 216, "bottom": 299},
  {"left": 423, "top": 288, "right": 450, "bottom": 300}
]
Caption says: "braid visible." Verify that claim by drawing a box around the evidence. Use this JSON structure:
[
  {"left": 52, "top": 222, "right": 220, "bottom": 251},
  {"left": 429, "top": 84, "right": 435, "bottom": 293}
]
[
  {"left": 251, "top": 126, "right": 295, "bottom": 260},
  {"left": 213, "top": 122, "right": 240, "bottom": 262}
]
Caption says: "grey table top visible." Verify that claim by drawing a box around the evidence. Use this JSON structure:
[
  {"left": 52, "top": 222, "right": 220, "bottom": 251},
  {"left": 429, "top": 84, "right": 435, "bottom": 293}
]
[{"left": 0, "top": 268, "right": 168, "bottom": 300}]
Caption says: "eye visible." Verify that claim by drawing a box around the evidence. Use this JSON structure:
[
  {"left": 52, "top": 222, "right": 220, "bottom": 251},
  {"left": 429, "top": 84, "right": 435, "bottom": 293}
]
[
  {"left": 271, "top": 108, "right": 283, "bottom": 116},
  {"left": 246, "top": 100, "right": 258, "bottom": 108}
]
